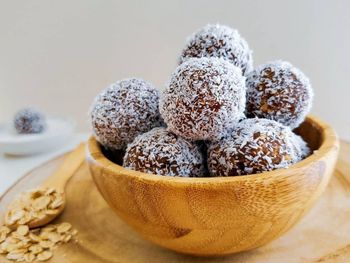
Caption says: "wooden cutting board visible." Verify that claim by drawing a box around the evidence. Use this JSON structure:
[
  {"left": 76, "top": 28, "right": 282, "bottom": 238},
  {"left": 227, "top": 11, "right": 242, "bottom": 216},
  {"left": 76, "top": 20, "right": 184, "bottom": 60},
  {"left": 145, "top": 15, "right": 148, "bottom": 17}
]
[{"left": 0, "top": 141, "right": 350, "bottom": 263}]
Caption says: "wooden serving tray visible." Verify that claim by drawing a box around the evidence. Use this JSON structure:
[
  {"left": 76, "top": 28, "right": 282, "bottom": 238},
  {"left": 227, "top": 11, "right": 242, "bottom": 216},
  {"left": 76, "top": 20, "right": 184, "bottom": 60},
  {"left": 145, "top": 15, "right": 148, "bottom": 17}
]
[{"left": 1, "top": 141, "right": 350, "bottom": 263}]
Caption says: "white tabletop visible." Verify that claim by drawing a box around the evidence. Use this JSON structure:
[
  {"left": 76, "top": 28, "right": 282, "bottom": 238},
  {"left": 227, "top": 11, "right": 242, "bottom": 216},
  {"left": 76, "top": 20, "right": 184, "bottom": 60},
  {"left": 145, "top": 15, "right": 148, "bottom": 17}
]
[{"left": 0, "top": 133, "right": 89, "bottom": 196}]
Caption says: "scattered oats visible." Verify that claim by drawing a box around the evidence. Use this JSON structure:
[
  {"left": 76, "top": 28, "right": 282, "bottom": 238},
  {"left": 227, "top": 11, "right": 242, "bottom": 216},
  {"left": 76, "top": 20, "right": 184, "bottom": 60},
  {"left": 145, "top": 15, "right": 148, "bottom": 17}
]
[
  {"left": 17, "top": 214, "right": 31, "bottom": 225},
  {"left": 6, "top": 250, "right": 25, "bottom": 261},
  {"left": 4, "top": 187, "right": 64, "bottom": 228},
  {"left": 29, "top": 244, "right": 43, "bottom": 254},
  {"left": 0, "top": 226, "right": 11, "bottom": 235},
  {"left": 10, "top": 232, "right": 24, "bottom": 241},
  {"left": 49, "top": 198, "right": 64, "bottom": 209},
  {"left": 42, "top": 225, "right": 56, "bottom": 233},
  {"left": 37, "top": 251, "right": 52, "bottom": 261},
  {"left": 12, "top": 248, "right": 27, "bottom": 254},
  {"left": 1, "top": 187, "right": 77, "bottom": 262},
  {"left": 45, "top": 209, "right": 59, "bottom": 215},
  {"left": 47, "top": 232, "right": 61, "bottom": 244},
  {"left": 0, "top": 222, "right": 77, "bottom": 262},
  {"left": 57, "top": 223, "right": 71, "bottom": 233},
  {"left": 38, "top": 233, "right": 49, "bottom": 242},
  {"left": 24, "top": 252, "right": 35, "bottom": 262},
  {"left": 32, "top": 196, "right": 51, "bottom": 210},
  {"left": 18, "top": 240, "right": 31, "bottom": 248},
  {"left": 7, "top": 236, "right": 18, "bottom": 244},
  {"left": 17, "top": 225, "right": 29, "bottom": 236},
  {"left": 28, "top": 233, "right": 41, "bottom": 243},
  {"left": 6, "top": 209, "right": 25, "bottom": 225},
  {"left": 63, "top": 234, "right": 72, "bottom": 243},
  {"left": 3, "top": 242, "right": 18, "bottom": 252},
  {"left": 39, "top": 240, "right": 53, "bottom": 249}
]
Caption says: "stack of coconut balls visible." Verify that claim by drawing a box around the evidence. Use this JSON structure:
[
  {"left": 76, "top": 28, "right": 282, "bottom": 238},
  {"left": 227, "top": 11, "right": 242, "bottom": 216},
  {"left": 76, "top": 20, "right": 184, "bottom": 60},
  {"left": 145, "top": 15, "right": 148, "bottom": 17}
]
[{"left": 90, "top": 24, "right": 313, "bottom": 177}]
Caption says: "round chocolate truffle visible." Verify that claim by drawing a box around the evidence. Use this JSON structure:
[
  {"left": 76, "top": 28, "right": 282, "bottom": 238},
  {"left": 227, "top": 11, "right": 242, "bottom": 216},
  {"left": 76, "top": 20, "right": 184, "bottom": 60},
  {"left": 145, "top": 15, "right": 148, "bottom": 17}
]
[
  {"left": 179, "top": 24, "right": 253, "bottom": 75},
  {"left": 14, "top": 108, "right": 46, "bottom": 134},
  {"left": 90, "top": 78, "right": 162, "bottom": 150},
  {"left": 246, "top": 60, "right": 313, "bottom": 128},
  {"left": 160, "top": 57, "right": 246, "bottom": 141},
  {"left": 123, "top": 127, "right": 205, "bottom": 177},
  {"left": 207, "top": 118, "right": 310, "bottom": 176}
]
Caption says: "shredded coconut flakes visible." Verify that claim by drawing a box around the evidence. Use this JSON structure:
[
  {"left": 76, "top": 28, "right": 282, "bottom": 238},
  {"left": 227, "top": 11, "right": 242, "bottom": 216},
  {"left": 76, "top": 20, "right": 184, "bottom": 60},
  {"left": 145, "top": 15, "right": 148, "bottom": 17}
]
[
  {"left": 179, "top": 24, "right": 253, "bottom": 75},
  {"left": 123, "top": 127, "right": 205, "bottom": 177},
  {"left": 160, "top": 57, "right": 246, "bottom": 141},
  {"left": 208, "top": 118, "right": 310, "bottom": 176},
  {"left": 90, "top": 78, "right": 162, "bottom": 150},
  {"left": 246, "top": 60, "right": 313, "bottom": 129}
]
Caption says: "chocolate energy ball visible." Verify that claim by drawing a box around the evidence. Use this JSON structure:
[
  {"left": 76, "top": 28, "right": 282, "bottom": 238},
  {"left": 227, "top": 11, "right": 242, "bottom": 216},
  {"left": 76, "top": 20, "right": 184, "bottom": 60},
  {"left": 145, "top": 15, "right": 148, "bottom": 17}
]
[
  {"left": 160, "top": 57, "right": 246, "bottom": 141},
  {"left": 207, "top": 118, "right": 310, "bottom": 176},
  {"left": 246, "top": 60, "right": 313, "bottom": 128},
  {"left": 179, "top": 24, "right": 253, "bottom": 75},
  {"left": 123, "top": 127, "right": 205, "bottom": 177},
  {"left": 14, "top": 108, "right": 46, "bottom": 134},
  {"left": 90, "top": 78, "right": 162, "bottom": 150}
]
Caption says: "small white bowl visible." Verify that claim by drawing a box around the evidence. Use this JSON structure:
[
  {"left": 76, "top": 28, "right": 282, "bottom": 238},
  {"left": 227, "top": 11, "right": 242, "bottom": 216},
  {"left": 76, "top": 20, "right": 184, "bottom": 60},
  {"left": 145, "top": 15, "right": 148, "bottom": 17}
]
[{"left": 0, "top": 117, "right": 75, "bottom": 155}]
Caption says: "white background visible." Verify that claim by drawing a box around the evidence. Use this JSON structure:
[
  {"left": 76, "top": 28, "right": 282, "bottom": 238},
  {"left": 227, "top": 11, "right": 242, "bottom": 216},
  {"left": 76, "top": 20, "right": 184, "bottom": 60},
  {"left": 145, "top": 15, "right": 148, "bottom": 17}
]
[{"left": 0, "top": 0, "right": 349, "bottom": 140}]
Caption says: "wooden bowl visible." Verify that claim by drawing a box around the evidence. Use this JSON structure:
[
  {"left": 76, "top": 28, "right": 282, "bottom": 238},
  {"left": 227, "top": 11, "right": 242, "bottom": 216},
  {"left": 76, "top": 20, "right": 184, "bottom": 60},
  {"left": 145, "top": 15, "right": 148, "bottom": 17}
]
[{"left": 86, "top": 115, "right": 339, "bottom": 256}]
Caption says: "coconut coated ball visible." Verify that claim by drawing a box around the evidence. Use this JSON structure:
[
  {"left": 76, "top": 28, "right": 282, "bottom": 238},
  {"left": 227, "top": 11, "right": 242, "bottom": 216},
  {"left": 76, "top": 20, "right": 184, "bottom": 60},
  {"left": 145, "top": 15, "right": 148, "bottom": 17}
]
[
  {"left": 160, "top": 57, "right": 246, "bottom": 141},
  {"left": 207, "top": 118, "right": 310, "bottom": 176},
  {"left": 179, "top": 24, "right": 253, "bottom": 75},
  {"left": 90, "top": 78, "right": 162, "bottom": 150},
  {"left": 123, "top": 127, "right": 205, "bottom": 177},
  {"left": 14, "top": 108, "right": 46, "bottom": 134},
  {"left": 246, "top": 60, "right": 313, "bottom": 129}
]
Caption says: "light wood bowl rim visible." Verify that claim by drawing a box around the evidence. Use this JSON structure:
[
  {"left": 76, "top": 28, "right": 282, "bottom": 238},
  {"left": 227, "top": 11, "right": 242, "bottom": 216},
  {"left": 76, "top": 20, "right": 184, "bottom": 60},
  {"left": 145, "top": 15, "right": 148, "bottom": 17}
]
[{"left": 86, "top": 115, "right": 339, "bottom": 185}]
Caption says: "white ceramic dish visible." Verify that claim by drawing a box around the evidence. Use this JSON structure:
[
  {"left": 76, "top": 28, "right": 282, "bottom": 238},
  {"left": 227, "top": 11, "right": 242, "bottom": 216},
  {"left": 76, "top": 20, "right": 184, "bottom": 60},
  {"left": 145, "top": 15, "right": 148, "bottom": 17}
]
[{"left": 0, "top": 117, "right": 75, "bottom": 155}]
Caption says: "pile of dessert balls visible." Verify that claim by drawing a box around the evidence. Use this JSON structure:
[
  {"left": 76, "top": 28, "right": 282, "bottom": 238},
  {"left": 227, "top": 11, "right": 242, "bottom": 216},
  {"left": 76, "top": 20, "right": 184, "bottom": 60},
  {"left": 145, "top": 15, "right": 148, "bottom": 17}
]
[{"left": 90, "top": 24, "right": 313, "bottom": 177}]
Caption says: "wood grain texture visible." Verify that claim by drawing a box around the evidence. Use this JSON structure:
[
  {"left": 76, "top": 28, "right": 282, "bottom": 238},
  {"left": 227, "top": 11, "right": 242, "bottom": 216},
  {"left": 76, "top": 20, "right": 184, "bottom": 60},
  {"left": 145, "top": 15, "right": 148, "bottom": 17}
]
[
  {"left": 86, "top": 115, "right": 339, "bottom": 256},
  {"left": 0, "top": 140, "right": 349, "bottom": 262},
  {"left": 42, "top": 143, "right": 86, "bottom": 190}
]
